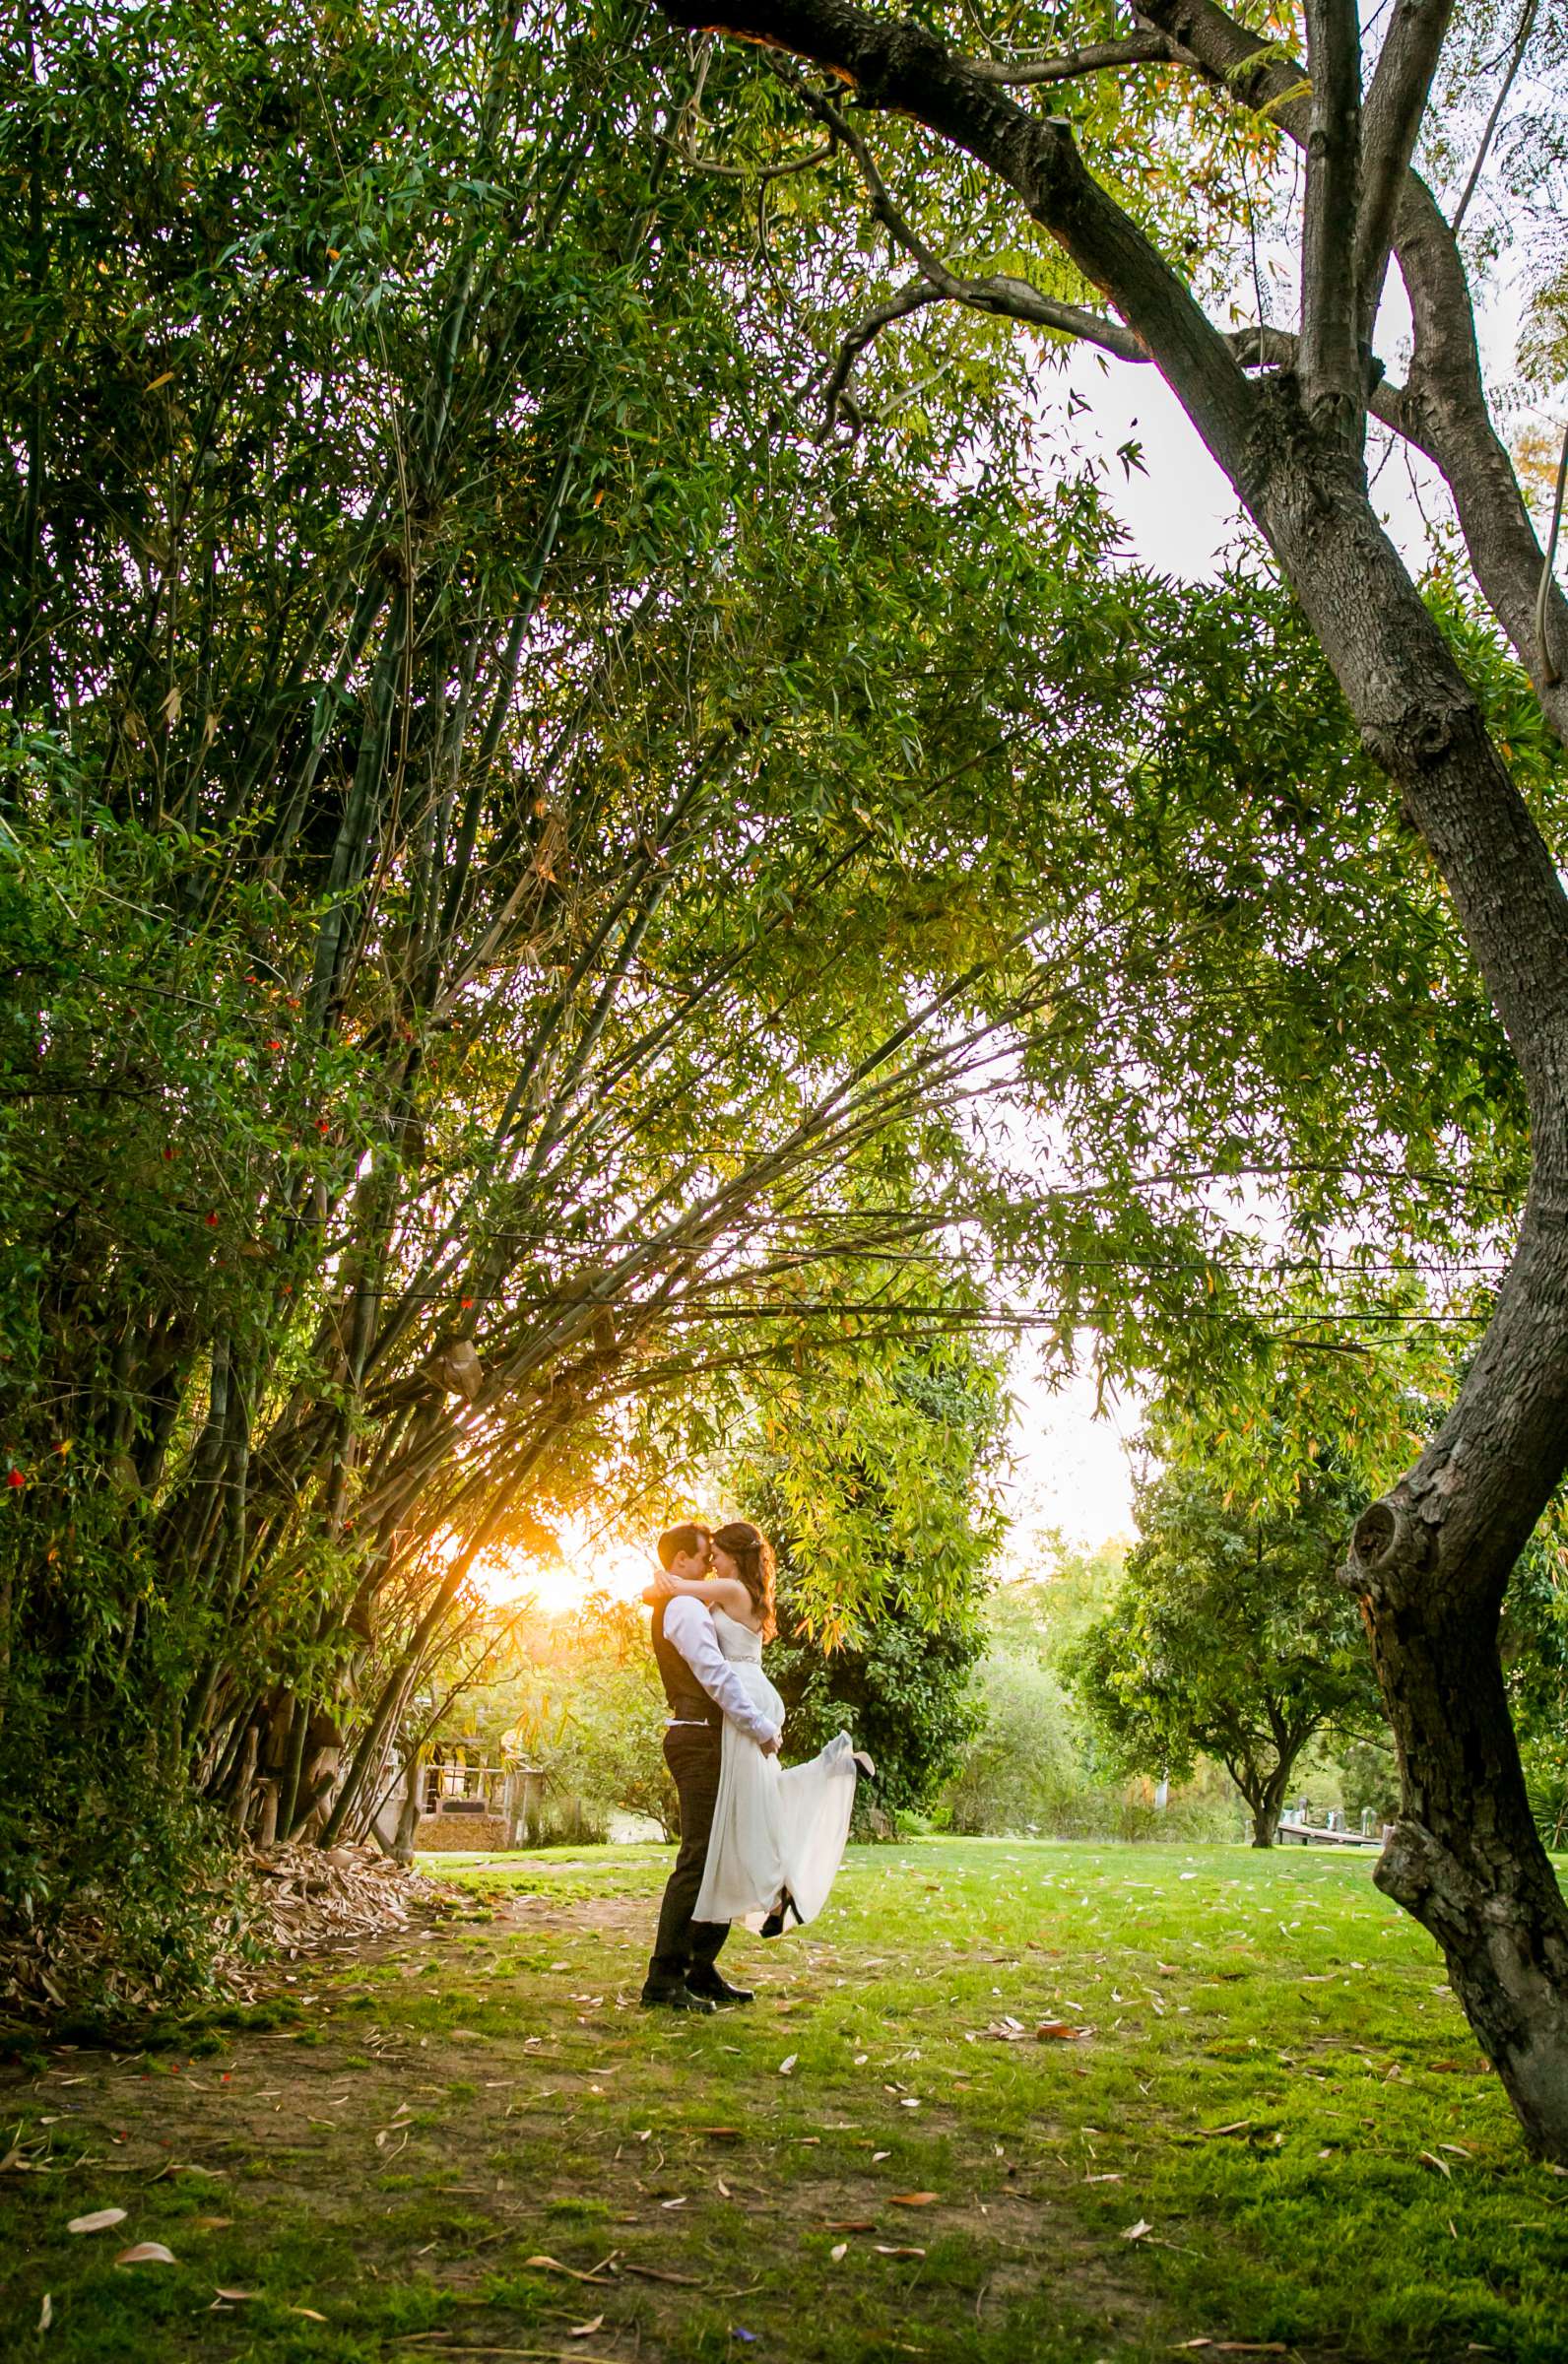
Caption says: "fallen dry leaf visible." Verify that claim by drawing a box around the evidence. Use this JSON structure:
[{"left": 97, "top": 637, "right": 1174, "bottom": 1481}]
[
  {"left": 192, "top": 2215, "right": 233, "bottom": 2231},
  {"left": 37, "top": 2293, "right": 52, "bottom": 2331},
  {"left": 568, "top": 2316, "right": 606, "bottom": 2337},
  {"left": 1420, "top": 2150, "right": 1453, "bottom": 2178},
  {"left": 67, "top": 2208, "right": 127, "bottom": 2235},
  {"left": 888, "top": 2194, "right": 940, "bottom": 2208},
  {"left": 1120, "top": 2219, "right": 1152, "bottom": 2242},
  {"left": 778, "top": 2055, "right": 798, "bottom": 2075},
  {"left": 824, "top": 2219, "right": 876, "bottom": 2232},
  {"left": 215, "top": 2287, "right": 260, "bottom": 2302},
  {"left": 1196, "top": 2121, "right": 1252, "bottom": 2139},
  {"left": 524, "top": 2256, "right": 610, "bottom": 2284},
  {"left": 1175, "top": 2343, "right": 1289, "bottom": 2355},
  {"left": 873, "top": 2244, "right": 925, "bottom": 2258},
  {"left": 699, "top": 2126, "right": 742, "bottom": 2139},
  {"left": 114, "top": 2242, "right": 176, "bottom": 2266},
  {"left": 830, "top": 2242, "right": 848, "bottom": 2262},
  {"left": 289, "top": 2307, "right": 328, "bottom": 2322},
  {"left": 1036, "top": 2021, "right": 1084, "bottom": 2042}
]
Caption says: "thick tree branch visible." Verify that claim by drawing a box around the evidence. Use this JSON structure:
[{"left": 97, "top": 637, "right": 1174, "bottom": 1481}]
[
  {"left": 1135, "top": 0, "right": 1308, "bottom": 131},
  {"left": 1354, "top": 0, "right": 1456, "bottom": 340},
  {"left": 1299, "top": 0, "right": 1363, "bottom": 435}
]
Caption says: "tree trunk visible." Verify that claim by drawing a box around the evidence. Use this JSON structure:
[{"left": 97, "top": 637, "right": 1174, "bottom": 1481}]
[
  {"left": 1246, "top": 420, "right": 1568, "bottom": 2157},
  {"left": 391, "top": 1743, "right": 424, "bottom": 1867},
  {"left": 1354, "top": 1497, "right": 1568, "bottom": 2157},
  {"left": 228, "top": 1723, "right": 259, "bottom": 1835},
  {"left": 1234, "top": 1753, "right": 1293, "bottom": 1847}
]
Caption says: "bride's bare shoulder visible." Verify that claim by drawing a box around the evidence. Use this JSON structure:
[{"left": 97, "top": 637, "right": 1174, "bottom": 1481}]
[{"left": 709, "top": 1576, "right": 759, "bottom": 1626}]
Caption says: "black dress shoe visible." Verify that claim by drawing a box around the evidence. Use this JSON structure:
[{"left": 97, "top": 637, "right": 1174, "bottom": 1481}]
[
  {"left": 640, "top": 1982, "right": 717, "bottom": 2013},
  {"left": 686, "top": 1969, "right": 754, "bottom": 2005}
]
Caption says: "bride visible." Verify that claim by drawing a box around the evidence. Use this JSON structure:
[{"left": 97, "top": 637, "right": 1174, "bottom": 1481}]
[{"left": 650, "top": 1520, "right": 870, "bottom": 1933}]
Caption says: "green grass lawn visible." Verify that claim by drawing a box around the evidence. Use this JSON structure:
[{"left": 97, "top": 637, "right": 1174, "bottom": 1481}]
[{"left": 5, "top": 1837, "right": 1567, "bottom": 2363}]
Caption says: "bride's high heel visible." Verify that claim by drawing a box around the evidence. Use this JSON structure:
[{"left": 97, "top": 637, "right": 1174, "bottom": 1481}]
[{"left": 760, "top": 1886, "right": 804, "bottom": 1938}]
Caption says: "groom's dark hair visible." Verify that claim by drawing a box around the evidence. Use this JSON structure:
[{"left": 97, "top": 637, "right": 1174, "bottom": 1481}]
[{"left": 658, "top": 1522, "right": 710, "bottom": 1569}]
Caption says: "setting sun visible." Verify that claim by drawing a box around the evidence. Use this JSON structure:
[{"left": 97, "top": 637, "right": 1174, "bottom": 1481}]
[{"left": 464, "top": 1518, "right": 663, "bottom": 1617}]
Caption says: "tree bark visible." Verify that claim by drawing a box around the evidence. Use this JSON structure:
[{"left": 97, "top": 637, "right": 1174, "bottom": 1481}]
[{"left": 1356, "top": 1517, "right": 1568, "bottom": 2156}]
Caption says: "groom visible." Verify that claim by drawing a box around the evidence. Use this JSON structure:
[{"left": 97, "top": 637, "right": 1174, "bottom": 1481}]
[{"left": 640, "top": 1521, "right": 781, "bottom": 2014}]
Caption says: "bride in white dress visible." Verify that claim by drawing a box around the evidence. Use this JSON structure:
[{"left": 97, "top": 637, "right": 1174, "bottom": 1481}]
[{"left": 652, "top": 1521, "right": 870, "bottom": 1933}]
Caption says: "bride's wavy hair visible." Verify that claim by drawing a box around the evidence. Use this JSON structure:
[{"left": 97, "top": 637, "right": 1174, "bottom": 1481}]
[{"left": 711, "top": 1520, "right": 777, "bottom": 1641}]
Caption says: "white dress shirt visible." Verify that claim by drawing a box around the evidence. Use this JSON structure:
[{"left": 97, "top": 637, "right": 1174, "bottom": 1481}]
[{"left": 662, "top": 1596, "right": 782, "bottom": 1749}]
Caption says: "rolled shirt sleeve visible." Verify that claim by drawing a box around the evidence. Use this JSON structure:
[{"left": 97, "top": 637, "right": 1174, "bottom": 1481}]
[{"left": 662, "top": 1598, "right": 782, "bottom": 1750}]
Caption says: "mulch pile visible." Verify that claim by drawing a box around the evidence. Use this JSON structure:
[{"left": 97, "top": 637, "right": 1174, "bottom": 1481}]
[
  {"left": 0, "top": 1842, "right": 464, "bottom": 2030},
  {"left": 237, "top": 1840, "right": 460, "bottom": 1973}
]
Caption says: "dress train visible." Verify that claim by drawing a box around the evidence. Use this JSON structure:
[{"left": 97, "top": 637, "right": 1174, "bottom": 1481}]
[{"left": 691, "top": 1607, "right": 863, "bottom": 1932}]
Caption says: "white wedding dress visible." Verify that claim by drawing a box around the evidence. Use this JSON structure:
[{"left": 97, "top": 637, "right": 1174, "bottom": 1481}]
[{"left": 692, "top": 1606, "right": 862, "bottom": 1932}]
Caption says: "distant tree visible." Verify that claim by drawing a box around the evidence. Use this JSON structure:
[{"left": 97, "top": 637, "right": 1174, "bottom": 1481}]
[
  {"left": 1066, "top": 1459, "right": 1385, "bottom": 1847},
  {"left": 736, "top": 1346, "right": 1006, "bottom": 1822},
  {"left": 986, "top": 1535, "right": 1129, "bottom": 1669},
  {"left": 546, "top": 1601, "right": 680, "bottom": 1841},
  {"left": 1339, "top": 1736, "right": 1401, "bottom": 1832},
  {"left": 769, "top": 1596, "right": 984, "bottom": 1824},
  {"left": 941, "top": 1650, "right": 1079, "bottom": 1836}
]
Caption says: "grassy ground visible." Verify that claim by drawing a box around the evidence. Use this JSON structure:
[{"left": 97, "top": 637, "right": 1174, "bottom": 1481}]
[{"left": 5, "top": 1837, "right": 1567, "bottom": 2364}]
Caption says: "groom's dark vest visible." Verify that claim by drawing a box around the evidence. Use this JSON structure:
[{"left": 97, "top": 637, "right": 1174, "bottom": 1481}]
[{"left": 651, "top": 1602, "right": 720, "bottom": 1729}]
